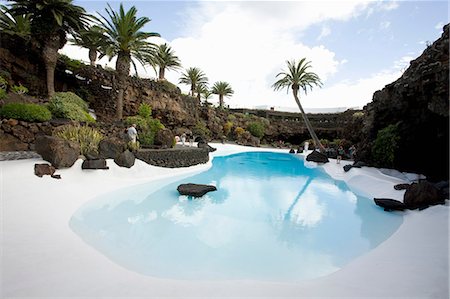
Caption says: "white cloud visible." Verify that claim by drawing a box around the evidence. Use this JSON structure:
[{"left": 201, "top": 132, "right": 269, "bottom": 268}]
[{"left": 379, "top": 21, "right": 391, "bottom": 30}]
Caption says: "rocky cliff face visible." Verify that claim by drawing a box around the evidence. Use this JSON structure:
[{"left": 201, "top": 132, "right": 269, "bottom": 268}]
[{"left": 358, "top": 24, "right": 449, "bottom": 180}]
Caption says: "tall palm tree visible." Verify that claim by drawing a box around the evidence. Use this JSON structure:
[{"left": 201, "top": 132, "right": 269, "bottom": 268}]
[
  {"left": 8, "top": 0, "right": 90, "bottom": 97},
  {"left": 272, "top": 58, "right": 324, "bottom": 151},
  {"left": 149, "top": 43, "right": 181, "bottom": 80},
  {"left": 179, "top": 67, "right": 208, "bottom": 97},
  {"left": 212, "top": 81, "right": 234, "bottom": 109},
  {"left": 70, "top": 25, "right": 108, "bottom": 66},
  {"left": 0, "top": 4, "right": 30, "bottom": 39},
  {"left": 98, "top": 3, "right": 160, "bottom": 120}
]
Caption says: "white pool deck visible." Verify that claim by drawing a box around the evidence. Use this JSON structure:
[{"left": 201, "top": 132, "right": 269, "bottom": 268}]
[{"left": 1, "top": 143, "right": 448, "bottom": 298}]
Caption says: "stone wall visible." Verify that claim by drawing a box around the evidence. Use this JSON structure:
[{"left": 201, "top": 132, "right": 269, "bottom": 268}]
[
  {"left": 135, "top": 148, "right": 209, "bottom": 168},
  {"left": 358, "top": 24, "right": 449, "bottom": 180}
]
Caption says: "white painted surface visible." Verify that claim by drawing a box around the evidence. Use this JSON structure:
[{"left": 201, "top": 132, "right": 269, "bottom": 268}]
[{"left": 1, "top": 143, "right": 448, "bottom": 298}]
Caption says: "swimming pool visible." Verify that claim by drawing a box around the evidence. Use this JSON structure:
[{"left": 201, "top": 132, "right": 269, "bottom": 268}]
[{"left": 70, "top": 152, "right": 403, "bottom": 281}]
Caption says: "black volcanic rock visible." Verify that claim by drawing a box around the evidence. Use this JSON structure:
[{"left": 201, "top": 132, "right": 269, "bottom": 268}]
[
  {"left": 177, "top": 183, "right": 217, "bottom": 197},
  {"left": 306, "top": 150, "right": 329, "bottom": 163},
  {"left": 374, "top": 198, "right": 407, "bottom": 211}
]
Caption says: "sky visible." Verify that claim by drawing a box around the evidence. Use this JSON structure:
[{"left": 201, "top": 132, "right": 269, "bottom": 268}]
[{"left": 39, "top": 1, "right": 450, "bottom": 110}]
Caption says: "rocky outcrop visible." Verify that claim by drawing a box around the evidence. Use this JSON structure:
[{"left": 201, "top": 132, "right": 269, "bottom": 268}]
[
  {"left": 34, "top": 163, "right": 56, "bottom": 177},
  {"left": 358, "top": 24, "right": 449, "bottom": 180},
  {"left": 114, "top": 150, "right": 135, "bottom": 168},
  {"left": 403, "top": 181, "right": 446, "bottom": 210},
  {"left": 153, "top": 128, "right": 174, "bottom": 149},
  {"left": 177, "top": 183, "right": 217, "bottom": 197},
  {"left": 98, "top": 137, "right": 127, "bottom": 159},
  {"left": 236, "top": 131, "right": 260, "bottom": 147},
  {"left": 135, "top": 147, "right": 209, "bottom": 168},
  {"left": 197, "top": 140, "right": 216, "bottom": 152},
  {"left": 82, "top": 159, "right": 109, "bottom": 170},
  {"left": 306, "top": 150, "right": 329, "bottom": 163},
  {"left": 35, "top": 135, "right": 80, "bottom": 168}
]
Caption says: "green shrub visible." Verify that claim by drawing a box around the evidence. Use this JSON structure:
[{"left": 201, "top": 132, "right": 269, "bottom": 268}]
[
  {"left": 372, "top": 124, "right": 400, "bottom": 167},
  {"left": 59, "top": 54, "right": 84, "bottom": 70},
  {"left": 124, "top": 115, "right": 164, "bottom": 146},
  {"left": 127, "top": 141, "right": 140, "bottom": 151},
  {"left": 227, "top": 114, "right": 236, "bottom": 122},
  {"left": 54, "top": 125, "right": 104, "bottom": 155},
  {"left": 192, "top": 121, "right": 211, "bottom": 139},
  {"left": 247, "top": 122, "right": 265, "bottom": 138},
  {"left": 223, "top": 121, "right": 233, "bottom": 136},
  {"left": 0, "top": 88, "right": 7, "bottom": 100},
  {"left": 138, "top": 103, "right": 152, "bottom": 118},
  {"left": 0, "top": 103, "right": 52, "bottom": 122},
  {"left": 11, "top": 84, "right": 28, "bottom": 94},
  {"left": 48, "top": 92, "right": 93, "bottom": 122},
  {"left": 234, "top": 126, "right": 245, "bottom": 136},
  {"left": 0, "top": 76, "right": 8, "bottom": 90}
]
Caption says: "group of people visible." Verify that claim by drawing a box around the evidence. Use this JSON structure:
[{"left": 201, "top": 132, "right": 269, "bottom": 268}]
[
  {"left": 176, "top": 132, "right": 194, "bottom": 147},
  {"left": 337, "top": 144, "right": 357, "bottom": 164}
]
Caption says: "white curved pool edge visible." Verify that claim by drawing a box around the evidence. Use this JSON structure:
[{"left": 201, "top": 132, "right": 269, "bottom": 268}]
[{"left": 1, "top": 143, "right": 448, "bottom": 298}]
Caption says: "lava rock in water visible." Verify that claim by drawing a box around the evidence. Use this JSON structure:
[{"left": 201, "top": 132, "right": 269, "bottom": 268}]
[
  {"left": 306, "top": 150, "right": 329, "bottom": 163},
  {"left": 35, "top": 135, "right": 80, "bottom": 168},
  {"left": 403, "top": 181, "right": 445, "bottom": 210},
  {"left": 82, "top": 159, "right": 109, "bottom": 170},
  {"left": 394, "top": 183, "right": 411, "bottom": 190},
  {"left": 198, "top": 140, "right": 216, "bottom": 152},
  {"left": 374, "top": 198, "right": 407, "bottom": 211},
  {"left": 177, "top": 183, "right": 217, "bottom": 197},
  {"left": 289, "top": 148, "right": 295, "bottom": 154},
  {"left": 114, "top": 150, "right": 135, "bottom": 168},
  {"left": 34, "top": 163, "right": 56, "bottom": 177}
]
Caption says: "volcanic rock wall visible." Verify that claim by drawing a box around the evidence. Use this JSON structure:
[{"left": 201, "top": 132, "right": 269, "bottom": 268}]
[{"left": 358, "top": 24, "right": 449, "bottom": 180}]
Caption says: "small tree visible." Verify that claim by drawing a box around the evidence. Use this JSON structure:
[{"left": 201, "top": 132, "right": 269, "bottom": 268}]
[
  {"left": 179, "top": 67, "right": 208, "bottom": 97},
  {"left": 212, "top": 81, "right": 233, "bottom": 109}
]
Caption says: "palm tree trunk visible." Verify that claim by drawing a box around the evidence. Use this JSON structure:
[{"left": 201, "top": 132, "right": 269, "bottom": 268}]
[
  {"left": 293, "top": 88, "right": 324, "bottom": 151},
  {"left": 158, "top": 67, "right": 165, "bottom": 80},
  {"left": 219, "top": 94, "right": 224, "bottom": 108},
  {"left": 115, "top": 51, "right": 131, "bottom": 120},
  {"left": 42, "top": 34, "right": 61, "bottom": 98},
  {"left": 88, "top": 48, "right": 97, "bottom": 66},
  {"left": 191, "top": 84, "right": 195, "bottom": 97}
]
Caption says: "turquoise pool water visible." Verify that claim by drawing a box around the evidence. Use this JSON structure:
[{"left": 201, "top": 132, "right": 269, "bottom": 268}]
[{"left": 70, "top": 152, "right": 403, "bottom": 281}]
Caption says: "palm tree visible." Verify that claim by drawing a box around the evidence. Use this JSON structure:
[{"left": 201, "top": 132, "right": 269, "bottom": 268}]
[
  {"left": 70, "top": 25, "right": 108, "bottom": 66},
  {"left": 212, "top": 81, "right": 234, "bottom": 109},
  {"left": 98, "top": 3, "right": 160, "bottom": 120},
  {"left": 202, "top": 89, "right": 213, "bottom": 105},
  {"left": 8, "top": 0, "right": 90, "bottom": 97},
  {"left": 179, "top": 67, "right": 208, "bottom": 97},
  {"left": 0, "top": 4, "right": 30, "bottom": 39},
  {"left": 272, "top": 58, "right": 324, "bottom": 151},
  {"left": 149, "top": 43, "right": 181, "bottom": 80},
  {"left": 195, "top": 83, "right": 209, "bottom": 103}
]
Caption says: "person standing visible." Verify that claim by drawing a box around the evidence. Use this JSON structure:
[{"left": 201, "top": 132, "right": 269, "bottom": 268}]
[
  {"left": 181, "top": 133, "right": 186, "bottom": 146},
  {"left": 127, "top": 124, "right": 138, "bottom": 143}
]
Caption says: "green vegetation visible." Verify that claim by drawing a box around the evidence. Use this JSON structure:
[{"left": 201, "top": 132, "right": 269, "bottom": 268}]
[
  {"left": 372, "top": 124, "right": 400, "bottom": 168},
  {"left": 0, "top": 102, "right": 52, "bottom": 122},
  {"left": 59, "top": 54, "right": 85, "bottom": 71},
  {"left": 272, "top": 58, "right": 323, "bottom": 151},
  {"left": 234, "top": 126, "right": 245, "bottom": 136},
  {"left": 7, "top": 0, "right": 90, "bottom": 97},
  {"left": 247, "top": 121, "right": 265, "bottom": 138},
  {"left": 127, "top": 140, "right": 140, "bottom": 151},
  {"left": 70, "top": 25, "right": 108, "bottom": 66},
  {"left": 11, "top": 84, "right": 28, "bottom": 94},
  {"left": 0, "top": 75, "right": 8, "bottom": 89},
  {"left": 0, "top": 88, "right": 6, "bottom": 100},
  {"left": 98, "top": 3, "right": 160, "bottom": 120},
  {"left": 212, "top": 81, "right": 234, "bottom": 109},
  {"left": 54, "top": 125, "right": 104, "bottom": 155},
  {"left": 179, "top": 67, "right": 208, "bottom": 97},
  {"left": 223, "top": 121, "right": 233, "bottom": 136},
  {"left": 0, "top": 4, "right": 31, "bottom": 39},
  {"left": 192, "top": 121, "right": 211, "bottom": 140},
  {"left": 150, "top": 43, "right": 182, "bottom": 80},
  {"left": 48, "top": 92, "right": 93, "bottom": 122},
  {"left": 125, "top": 104, "right": 164, "bottom": 146},
  {"left": 138, "top": 103, "right": 152, "bottom": 118}
]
